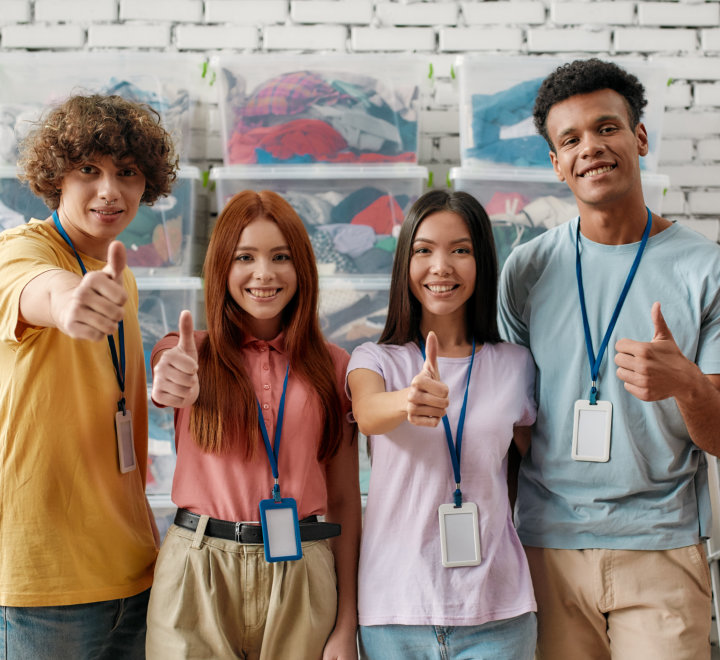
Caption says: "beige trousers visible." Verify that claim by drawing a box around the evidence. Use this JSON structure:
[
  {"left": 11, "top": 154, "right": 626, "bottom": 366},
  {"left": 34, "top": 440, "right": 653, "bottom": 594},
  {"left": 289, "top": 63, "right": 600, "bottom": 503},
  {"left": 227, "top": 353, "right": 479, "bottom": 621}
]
[
  {"left": 146, "top": 519, "right": 338, "bottom": 660},
  {"left": 525, "top": 544, "right": 712, "bottom": 660}
]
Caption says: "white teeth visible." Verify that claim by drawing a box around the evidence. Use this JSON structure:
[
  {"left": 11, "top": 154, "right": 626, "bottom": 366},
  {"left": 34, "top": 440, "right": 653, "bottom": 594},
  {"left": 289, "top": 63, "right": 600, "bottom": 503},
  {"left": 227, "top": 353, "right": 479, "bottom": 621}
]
[
  {"left": 583, "top": 165, "right": 615, "bottom": 177},
  {"left": 427, "top": 285, "right": 455, "bottom": 293},
  {"left": 249, "top": 289, "right": 278, "bottom": 298}
]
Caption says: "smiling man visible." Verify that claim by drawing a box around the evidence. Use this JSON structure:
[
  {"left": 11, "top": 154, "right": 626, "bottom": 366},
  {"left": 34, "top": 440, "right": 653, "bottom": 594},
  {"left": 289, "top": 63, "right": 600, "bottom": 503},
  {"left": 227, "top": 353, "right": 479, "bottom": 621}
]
[
  {"left": 498, "top": 59, "right": 720, "bottom": 659},
  {"left": 0, "top": 94, "right": 177, "bottom": 659}
]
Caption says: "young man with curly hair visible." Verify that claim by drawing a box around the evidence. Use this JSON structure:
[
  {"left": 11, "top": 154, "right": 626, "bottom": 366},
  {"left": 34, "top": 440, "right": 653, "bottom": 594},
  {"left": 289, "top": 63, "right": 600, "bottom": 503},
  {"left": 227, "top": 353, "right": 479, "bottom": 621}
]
[
  {"left": 0, "top": 94, "right": 178, "bottom": 659},
  {"left": 498, "top": 59, "right": 720, "bottom": 659}
]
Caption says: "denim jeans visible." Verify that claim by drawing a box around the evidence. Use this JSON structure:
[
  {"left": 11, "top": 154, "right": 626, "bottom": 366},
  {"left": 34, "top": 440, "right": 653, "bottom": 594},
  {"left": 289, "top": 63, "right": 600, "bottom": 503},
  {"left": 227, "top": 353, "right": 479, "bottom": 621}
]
[
  {"left": 358, "top": 612, "right": 537, "bottom": 660},
  {"left": 0, "top": 588, "right": 150, "bottom": 660}
]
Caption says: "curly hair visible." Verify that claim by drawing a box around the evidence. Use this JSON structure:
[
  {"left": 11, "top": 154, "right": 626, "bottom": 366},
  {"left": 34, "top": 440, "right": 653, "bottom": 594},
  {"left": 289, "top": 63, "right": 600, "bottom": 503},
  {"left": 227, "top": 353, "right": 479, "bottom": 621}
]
[
  {"left": 18, "top": 94, "right": 178, "bottom": 209},
  {"left": 533, "top": 59, "right": 647, "bottom": 151}
]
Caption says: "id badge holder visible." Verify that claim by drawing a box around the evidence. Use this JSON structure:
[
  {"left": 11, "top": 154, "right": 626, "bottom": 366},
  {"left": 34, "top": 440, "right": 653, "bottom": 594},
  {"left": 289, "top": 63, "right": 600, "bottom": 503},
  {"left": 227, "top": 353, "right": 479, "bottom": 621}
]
[
  {"left": 572, "top": 399, "right": 612, "bottom": 462},
  {"left": 438, "top": 502, "right": 482, "bottom": 568},
  {"left": 259, "top": 497, "right": 302, "bottom": 563},
  {"left": 115, "top": 409, "right": 137, "bottom": 473}
]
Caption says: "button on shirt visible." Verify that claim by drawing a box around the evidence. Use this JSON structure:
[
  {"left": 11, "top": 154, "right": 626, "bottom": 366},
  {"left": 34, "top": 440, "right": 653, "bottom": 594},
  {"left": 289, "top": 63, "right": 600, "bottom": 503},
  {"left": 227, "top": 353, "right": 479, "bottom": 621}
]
[{"left": 152, "top": 330, "right": 351, "bottom": 522}]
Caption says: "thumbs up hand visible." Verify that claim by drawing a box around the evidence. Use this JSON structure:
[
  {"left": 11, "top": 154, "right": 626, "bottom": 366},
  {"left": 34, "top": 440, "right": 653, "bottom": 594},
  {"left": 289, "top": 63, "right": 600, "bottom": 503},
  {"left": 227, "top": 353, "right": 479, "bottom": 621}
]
[
  {"left": 152, "top": 310, "right": 200, "bottom": 409},
  {"left": 407, "top": 331, "right": 450, "bottom": 427},
  {"left": 614, "top": 302, "right": 691, "bottom": 402},
  {"left": 54, "top": 240, "right": 129, "bottom": 341}
]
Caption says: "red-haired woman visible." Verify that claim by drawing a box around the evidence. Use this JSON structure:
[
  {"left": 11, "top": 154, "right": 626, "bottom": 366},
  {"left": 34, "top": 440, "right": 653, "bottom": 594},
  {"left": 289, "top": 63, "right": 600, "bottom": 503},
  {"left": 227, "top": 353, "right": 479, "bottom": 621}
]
[{"left": 145, "top": 190, "right": 361, "bottom": 660}]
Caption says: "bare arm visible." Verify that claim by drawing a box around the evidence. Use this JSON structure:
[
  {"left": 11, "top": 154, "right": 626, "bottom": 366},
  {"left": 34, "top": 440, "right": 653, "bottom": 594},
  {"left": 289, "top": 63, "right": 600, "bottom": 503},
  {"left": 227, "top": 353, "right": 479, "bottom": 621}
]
[
  {"left": 615, "top": 302, "right": 720, "bottom": 456},
  {"left": 19, "top": 241, "right": 128, "bottom": 341},
  {"left": 322, "top": 422, "right": 361, "bottom": 660},
  {"left": 348, "top": 332, "right": 449, "bottom": 436}
]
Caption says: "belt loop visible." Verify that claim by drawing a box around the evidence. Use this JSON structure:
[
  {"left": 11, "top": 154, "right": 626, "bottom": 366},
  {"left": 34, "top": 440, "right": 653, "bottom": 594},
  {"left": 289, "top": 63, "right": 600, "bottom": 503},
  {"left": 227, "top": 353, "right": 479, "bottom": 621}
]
[{"left": 191, "top": 514, "right": 210, "bottom": 549}]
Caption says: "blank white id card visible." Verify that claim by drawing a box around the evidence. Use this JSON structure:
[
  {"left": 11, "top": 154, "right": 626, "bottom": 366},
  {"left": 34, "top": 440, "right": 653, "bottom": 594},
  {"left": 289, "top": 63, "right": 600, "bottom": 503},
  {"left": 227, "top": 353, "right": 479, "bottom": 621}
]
[
  {"left": 115, "top": 410, "right": 137, "bottom": 473},
  {"left": 259, "top": 497, "right": 302, "bottom": 563},
  {"left": 571, "top": 399, "right": 612, "bottom": 462},
  {"left": 438, "top": 502, "right": 481, "bottom": 568}
]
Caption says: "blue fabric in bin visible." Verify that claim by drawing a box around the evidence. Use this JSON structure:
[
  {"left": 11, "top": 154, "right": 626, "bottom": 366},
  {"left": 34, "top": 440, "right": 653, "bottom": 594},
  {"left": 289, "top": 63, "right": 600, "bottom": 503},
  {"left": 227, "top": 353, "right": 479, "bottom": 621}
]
[{"left": 468, "top": 77, "right": 550, "bottom": 167}]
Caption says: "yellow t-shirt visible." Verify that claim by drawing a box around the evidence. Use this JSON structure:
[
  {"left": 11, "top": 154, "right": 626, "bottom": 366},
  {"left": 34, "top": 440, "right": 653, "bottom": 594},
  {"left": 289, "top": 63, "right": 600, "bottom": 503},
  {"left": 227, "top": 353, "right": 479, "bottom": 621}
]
[{"left": 0, "top": 220, "right": 157, "bottom": 606}]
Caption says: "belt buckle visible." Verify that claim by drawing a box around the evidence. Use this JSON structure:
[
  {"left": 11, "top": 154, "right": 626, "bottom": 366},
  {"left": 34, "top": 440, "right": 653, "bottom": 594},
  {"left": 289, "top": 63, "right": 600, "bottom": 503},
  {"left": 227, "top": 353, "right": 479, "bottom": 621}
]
[{"left": 235, "top": 522, "right": 241, "bottom": 543}]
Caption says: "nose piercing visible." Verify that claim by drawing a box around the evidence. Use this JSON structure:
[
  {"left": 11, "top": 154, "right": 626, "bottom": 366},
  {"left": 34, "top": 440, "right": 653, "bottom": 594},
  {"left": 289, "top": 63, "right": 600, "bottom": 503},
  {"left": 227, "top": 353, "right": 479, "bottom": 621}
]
[{"left": 104, "top": 199, "right": 113, "bottom": 206}]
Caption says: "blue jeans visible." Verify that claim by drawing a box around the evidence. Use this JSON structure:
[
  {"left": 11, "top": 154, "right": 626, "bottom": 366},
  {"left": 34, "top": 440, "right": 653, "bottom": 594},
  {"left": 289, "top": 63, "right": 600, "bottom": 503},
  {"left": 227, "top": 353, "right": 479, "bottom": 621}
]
[
  {"left": 0, "top": 588, "right": 150, "bottom": 660},
  {"left": 359, "top": 612, "right": 537, "bottom": 660}
]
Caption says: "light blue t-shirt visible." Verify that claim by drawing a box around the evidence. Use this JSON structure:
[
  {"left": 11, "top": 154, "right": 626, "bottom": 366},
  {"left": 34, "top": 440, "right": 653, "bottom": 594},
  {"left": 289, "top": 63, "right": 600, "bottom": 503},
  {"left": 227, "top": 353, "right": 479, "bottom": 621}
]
[{"left": 499, "top": 218, "right": 720, "bottom": 550}]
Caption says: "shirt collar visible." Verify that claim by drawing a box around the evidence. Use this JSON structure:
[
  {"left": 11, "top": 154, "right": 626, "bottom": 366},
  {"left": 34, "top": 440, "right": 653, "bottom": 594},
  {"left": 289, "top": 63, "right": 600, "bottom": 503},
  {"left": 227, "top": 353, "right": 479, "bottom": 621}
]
[{"left": 240, "top": 331, "right": 287, "bottom": 354}]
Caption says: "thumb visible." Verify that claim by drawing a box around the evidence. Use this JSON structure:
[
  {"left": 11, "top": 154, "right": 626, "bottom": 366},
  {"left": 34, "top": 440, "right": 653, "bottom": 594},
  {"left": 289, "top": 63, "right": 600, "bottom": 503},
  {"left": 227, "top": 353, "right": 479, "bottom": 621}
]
[
  {"left": 423, "top": 331, "right": 440, "bottom": 380},
  {"left": 103, "top": 241, "right": 126, "bottom": 282},
  {"left": 177, "top": 310, "right": 197, "bottom": 359},
  {"left": 651, "top": 301, "right": 673, "bottom": 342}
]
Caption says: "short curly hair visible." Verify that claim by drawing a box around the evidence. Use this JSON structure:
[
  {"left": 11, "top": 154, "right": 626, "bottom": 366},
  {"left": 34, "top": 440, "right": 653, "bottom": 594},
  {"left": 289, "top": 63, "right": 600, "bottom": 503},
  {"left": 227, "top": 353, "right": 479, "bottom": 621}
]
[
  {"left": 533, "top": 58, "right": 647, "bottom": 151},
  {"left": 18, "top": 94, "right": 178, "bottom": 210}
]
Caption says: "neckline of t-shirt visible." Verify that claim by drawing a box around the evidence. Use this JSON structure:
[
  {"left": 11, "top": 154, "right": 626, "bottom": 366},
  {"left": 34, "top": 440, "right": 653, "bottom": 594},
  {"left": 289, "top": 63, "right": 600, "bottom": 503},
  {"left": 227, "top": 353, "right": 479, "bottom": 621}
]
[
  {"left": 572, "top": 216, "right": 679, "bottom": 254},
  {"left": 412, "top": 341, "right": 487, "bottom": 363}
]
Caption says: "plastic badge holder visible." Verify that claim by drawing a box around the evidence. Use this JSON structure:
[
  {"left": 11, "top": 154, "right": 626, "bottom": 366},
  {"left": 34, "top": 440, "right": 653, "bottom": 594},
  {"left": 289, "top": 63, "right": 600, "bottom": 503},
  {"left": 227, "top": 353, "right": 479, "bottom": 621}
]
[{"left": 259, "top": 497, "right": 303, "bottom": 562}]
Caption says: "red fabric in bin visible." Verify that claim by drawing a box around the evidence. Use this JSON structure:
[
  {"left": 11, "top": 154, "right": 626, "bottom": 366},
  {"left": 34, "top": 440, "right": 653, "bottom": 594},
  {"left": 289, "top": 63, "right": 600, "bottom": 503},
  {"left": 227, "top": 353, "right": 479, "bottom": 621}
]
[
  {"left": 351, "top": 195, "right": 404, "bottom": 235},
  {"left": 228, "top": 119, "right": 348, "bottom": 163}
]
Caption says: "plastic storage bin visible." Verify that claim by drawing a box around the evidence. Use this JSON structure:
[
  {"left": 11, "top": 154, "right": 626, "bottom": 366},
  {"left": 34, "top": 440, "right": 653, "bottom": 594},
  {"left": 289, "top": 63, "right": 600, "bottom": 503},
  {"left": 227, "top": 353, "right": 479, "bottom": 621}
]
[
  {"left": 213, "top": 55, "right": 427, "bottom": 166},
  {"left": 119, "top": 167, "right": 201, "bottom": 277},
  {"left": 0, "top": 51, "right": 203, "bottom": 163},
  {"left": 455, "top": 55, "right": 668, "bottom": 172},
  {"left": 0, "top": 166, "right": 49, "bottom": 230},
  {"left": 210, "top": 165, "right": 427, "bottom": 276},
  {"left": 450, "top": 167, "right": 669, "bottom": 269}
]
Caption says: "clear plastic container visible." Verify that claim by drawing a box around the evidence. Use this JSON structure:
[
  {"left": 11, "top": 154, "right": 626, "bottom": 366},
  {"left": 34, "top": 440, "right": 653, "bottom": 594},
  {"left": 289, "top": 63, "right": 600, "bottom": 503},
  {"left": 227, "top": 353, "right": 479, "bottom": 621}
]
[
  {"left": 0, "top": 51, "right": 203, "bottom": 163},
  {"left": 212, "top": 55, "right": 427, "bottom": 166},
  {"left": 449, "top": 166, "right": 670, "bottom": 269},
  {"left": 210, "top": 165, "right": 427, "bottom": 276},
  {"left": 455, "top": 54, "right": 668, "bottom": 172}
]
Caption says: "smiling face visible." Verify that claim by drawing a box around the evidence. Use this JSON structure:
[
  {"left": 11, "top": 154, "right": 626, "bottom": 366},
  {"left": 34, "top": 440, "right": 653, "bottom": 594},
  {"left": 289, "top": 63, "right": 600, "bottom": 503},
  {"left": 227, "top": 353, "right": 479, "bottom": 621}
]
[
  {"left": 409, "top": 210, "right": 476, "bottom": 329},
  {"left": 227, "top": 216, "right": 298, "bottom": 340},
  {"left": 546, "top": 88, "right": 648, "bottom": 210},
  {"left": 56, "top": 154, "right": 146, "bottom": 259}
]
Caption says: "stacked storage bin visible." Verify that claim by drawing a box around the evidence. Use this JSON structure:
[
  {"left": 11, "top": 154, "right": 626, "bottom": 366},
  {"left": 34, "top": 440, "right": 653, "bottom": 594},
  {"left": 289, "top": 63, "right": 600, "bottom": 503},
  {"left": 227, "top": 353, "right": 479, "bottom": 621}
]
[
  {"left": 210, "top": 55, "right": 430, "bottom": 493},
  {"left": 0, "top": 52, "right": 205, "bottom": 533},
  {"left": 451, "top": 55, "right": 670, "bottom": 270}
]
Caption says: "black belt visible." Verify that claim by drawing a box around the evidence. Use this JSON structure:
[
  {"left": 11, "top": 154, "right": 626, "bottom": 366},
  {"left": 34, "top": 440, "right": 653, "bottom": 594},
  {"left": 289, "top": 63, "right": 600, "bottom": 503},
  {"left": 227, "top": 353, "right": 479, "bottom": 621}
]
[{"left": 174, "top": 508, "right": 341, "bottom": 544}]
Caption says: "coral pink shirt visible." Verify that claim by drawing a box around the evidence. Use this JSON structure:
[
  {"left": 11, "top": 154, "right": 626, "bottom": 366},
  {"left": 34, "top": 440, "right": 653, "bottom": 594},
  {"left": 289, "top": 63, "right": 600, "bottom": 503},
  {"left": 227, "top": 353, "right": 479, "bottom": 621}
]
[{"left": 152, "top": 331, "right": 351, "bottom": 522}]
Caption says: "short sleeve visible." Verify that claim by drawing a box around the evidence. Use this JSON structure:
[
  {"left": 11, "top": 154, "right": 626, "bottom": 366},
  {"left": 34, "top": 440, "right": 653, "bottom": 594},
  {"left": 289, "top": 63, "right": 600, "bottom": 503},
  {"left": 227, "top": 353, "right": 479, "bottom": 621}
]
[
  {"left": 0, "top": 227, "right": 64, "bottom": 344},
  {"left": 516, "top": 346, "right": 537, "bottom": 427},
  {"left": 498, "top": 252, "right": 530, "bottom": 349},
  {"left": 345, "top": 342, "right": 386, "bottom": 400}
]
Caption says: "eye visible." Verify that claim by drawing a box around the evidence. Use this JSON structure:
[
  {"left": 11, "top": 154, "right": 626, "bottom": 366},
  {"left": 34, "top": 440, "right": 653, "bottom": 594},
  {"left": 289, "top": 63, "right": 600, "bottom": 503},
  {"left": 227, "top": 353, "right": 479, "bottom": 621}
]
[
  {"left": 413, "top": 247, "right": 430, "bottom": 255},
  {"left": 453, "top": 246, "right": 471, "bottom": 255},
  {"left": 234, "top": 254, "right": 252, "bottom": 262},
  {"left": 119, "top": 167, "right": 139, "bottom": 177},
  {"left": 273, "top": 253, "right": 292, "bottom": 262},
  {"left": 78, "top": 165, "right": 97, "bottom": 174},
  {"left": 599, "top": 125, "right": 618, "bottom": 135},
  {"left": 561, "top": 137, "right": 578, "bottom": 148}
]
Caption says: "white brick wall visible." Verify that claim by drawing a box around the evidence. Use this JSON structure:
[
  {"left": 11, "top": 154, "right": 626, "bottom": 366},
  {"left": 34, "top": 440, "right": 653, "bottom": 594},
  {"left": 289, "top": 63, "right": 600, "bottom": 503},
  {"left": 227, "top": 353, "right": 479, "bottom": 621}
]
[
  {"left": 36, "top": 0, "right": 116, "bottom": 23},
  {"left": 0, "top": 0, "right": 717, "bottom": 227}
]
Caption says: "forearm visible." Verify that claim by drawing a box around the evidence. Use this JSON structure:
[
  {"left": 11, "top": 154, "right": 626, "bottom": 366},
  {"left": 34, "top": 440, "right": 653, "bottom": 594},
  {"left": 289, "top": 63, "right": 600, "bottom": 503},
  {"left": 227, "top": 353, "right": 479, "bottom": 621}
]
[
  {"left": 352, "top": 388, "right": 409, "bottom": 436},
  {"left": 19, "top": 269, "right": 78, "bottom": 328},
  {"left": 673, "top": 366, "right": 720, "bottom": 456}
]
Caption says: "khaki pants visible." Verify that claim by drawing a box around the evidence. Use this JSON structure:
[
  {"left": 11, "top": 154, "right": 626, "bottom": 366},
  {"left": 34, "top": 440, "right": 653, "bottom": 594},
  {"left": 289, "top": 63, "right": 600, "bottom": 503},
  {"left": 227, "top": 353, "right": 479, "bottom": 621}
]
[
  {"left": 525, "top": 544, "right": 712, "bottom": 660},
  {"left": 146, "top": 519, "right": 338, "bottom": 660}
]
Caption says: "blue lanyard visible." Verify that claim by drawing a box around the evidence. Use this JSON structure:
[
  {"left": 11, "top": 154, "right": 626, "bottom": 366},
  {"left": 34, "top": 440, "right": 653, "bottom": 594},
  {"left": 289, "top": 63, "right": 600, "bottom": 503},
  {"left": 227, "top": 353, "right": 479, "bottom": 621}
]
[
  {"left": 575, "top": 207, "right": 652, "bottom": 404},
  {"left": 52, "top": 211, "right": 127, "bottom": 412},
  {"left": 420, "top": 338, "right": 476, "bottom": 508},
  {"left": 256, "top": 363, "right": 290, "bottom": 502}
]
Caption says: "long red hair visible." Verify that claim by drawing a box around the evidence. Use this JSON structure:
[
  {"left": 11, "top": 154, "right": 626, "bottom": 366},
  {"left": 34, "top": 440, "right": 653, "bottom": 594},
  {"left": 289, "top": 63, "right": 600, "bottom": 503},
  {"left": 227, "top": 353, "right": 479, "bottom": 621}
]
[{"left": 190, "top": 190, "right": 343, "bottom": 461}]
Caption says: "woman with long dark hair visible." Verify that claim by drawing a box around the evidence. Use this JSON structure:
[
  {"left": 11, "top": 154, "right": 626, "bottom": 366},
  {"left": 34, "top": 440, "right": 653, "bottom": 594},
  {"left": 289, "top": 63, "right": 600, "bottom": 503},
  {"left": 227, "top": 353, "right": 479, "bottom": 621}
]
[
  {"left": 146, "top": 190, "right": 361, "bottom": 660},
  {"left": 347, "top": 190, "right": 537, "bottom": 659}
]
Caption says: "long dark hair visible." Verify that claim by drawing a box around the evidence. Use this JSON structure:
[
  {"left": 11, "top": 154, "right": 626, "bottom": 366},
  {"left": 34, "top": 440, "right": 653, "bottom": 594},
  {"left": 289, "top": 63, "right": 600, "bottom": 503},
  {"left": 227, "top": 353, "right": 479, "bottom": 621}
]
[
  {"left": 191, "top": 190, "right": 343, "bottom": 461},
  {"left": 379, "top": 189, "right": 501, "bottom": 347}
]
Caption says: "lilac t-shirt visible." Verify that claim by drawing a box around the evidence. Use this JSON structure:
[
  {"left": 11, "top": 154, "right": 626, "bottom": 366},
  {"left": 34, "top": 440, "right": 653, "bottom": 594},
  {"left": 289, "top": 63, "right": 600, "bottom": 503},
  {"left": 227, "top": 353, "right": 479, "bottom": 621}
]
[{"left": 347, "top": 340, "right": 537, "bottom": 626}]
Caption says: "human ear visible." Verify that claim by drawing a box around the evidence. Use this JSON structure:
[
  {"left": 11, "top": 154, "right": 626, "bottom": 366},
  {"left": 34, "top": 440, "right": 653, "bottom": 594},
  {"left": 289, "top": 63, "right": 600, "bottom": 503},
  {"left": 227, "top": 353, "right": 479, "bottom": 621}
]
[{"left": 549, "top": 150, "right": 565, "bottom": 182}]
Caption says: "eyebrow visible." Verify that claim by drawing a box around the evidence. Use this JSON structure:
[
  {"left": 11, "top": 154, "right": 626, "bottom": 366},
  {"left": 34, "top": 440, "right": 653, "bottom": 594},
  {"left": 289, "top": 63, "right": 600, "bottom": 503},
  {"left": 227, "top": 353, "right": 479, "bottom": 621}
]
[
  {"left": 234, "top": 244, "right": 291, "bottom": 252},
  {"left": 413, "top": 236, "right": 472, "bottom": 245}
]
